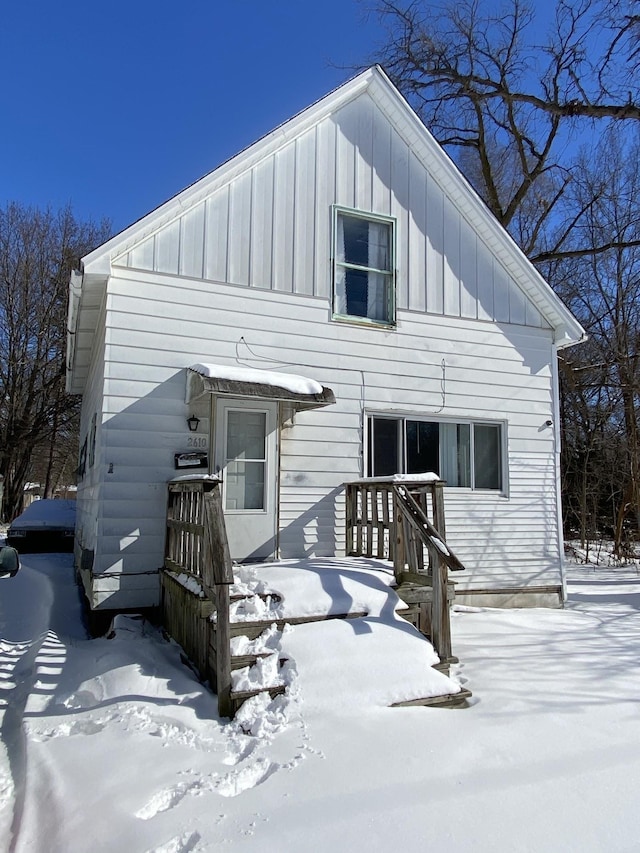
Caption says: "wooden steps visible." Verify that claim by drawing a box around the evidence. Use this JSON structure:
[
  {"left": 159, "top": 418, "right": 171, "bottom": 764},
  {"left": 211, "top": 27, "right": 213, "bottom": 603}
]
[
  {"left": 226, "top": 607, "right": 369, "bottom": 708},
  {"left": 224, "top": 593, "right": 470, "bottom": 715},
  {"left": 228, "top": 609, "right": 368, "bottom": 639},
  {"left": 230, "top": 684, "right": 287, "bottom": 706},
  {"left": 231, "top": 651, "right": 284, "bottom": 671},
  {"left": 391, "top": 687, "right": 472, "bottom": 709},
  {"left": 228, "top": 643, "right": 289, "bottom": 714},
  {"left": 163, "top": 569, "right": 471, "bottom": 717},
  {"left": 164, "top": 477, "right": 469, "bottom": 720},
  {"left": 230, "top": 592, "right": 282, "bottom": 603}
]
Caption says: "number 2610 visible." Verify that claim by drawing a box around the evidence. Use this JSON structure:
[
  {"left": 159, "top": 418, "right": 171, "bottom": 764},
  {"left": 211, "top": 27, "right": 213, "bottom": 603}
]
[{"left": 187, "top": 436, "right": 207, "bottom": 448}]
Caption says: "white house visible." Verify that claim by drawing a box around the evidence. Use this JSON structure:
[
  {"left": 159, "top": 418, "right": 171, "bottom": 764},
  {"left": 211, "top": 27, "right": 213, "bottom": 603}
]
[{"left": 66, "top": 66, "right": 585, "bottom": 616}]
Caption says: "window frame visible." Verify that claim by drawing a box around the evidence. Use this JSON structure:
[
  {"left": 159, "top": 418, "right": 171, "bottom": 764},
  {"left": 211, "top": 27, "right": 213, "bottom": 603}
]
[
  {"left": 366, "top": 413, "right": 508, "bottom": 494},
  {"left": 331, "top": 206, "right": 396, "bottom": 328}
]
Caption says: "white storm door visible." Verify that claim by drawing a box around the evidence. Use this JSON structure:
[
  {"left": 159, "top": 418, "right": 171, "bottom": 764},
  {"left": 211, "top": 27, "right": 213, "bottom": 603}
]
[{"left": 214, "top": 399, "right": 278, "bottom": 562}]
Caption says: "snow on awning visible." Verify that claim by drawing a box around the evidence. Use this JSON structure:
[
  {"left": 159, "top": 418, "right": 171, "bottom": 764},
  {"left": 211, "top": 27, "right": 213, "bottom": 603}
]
[{"left": 186, "top": 364, "right": 336, "bottom": 409}]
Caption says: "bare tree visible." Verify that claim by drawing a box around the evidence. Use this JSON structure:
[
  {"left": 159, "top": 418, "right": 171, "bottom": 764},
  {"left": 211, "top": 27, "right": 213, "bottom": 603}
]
[
  {"left": 365, "top": 0, "right": 640, "bottom": 550},
  {"left": 367, "top": 0, "right": 640, "bottom": 261},
  {"left": 560, "top": 340, "right": 619, "bottom": 552},
  {"left": 557, "top": 132, "right": 640, "bottom": 552},
  {"left": 0, "top": 203, "right": 110, "bottom": 521}
]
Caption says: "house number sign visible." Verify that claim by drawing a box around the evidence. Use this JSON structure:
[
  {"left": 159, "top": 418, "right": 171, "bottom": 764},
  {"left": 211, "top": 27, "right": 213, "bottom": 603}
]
[{"left": 186, "top": 435, "right": 208, "bottom": 449}]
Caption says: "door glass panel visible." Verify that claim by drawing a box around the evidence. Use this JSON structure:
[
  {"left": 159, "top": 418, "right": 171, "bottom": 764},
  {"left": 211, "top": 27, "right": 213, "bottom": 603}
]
[
  {"left": 225, "top": 411, "right": 266, "bottom": 510},
  {"left": 226, "top": 412, "right": 266, "bottom": 460}
]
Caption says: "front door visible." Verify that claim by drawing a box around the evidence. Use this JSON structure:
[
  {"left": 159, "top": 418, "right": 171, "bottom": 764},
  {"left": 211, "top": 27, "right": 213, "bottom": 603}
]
[{"left": 214, "top": 399, "right": 278, "bottom": 561}]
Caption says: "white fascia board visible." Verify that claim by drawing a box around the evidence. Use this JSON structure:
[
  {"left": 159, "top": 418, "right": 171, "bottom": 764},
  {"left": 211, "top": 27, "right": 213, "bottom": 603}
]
[
  {"left": 65, "top": 269, "right": 83, "bottom": 393},
  {"left": 367, "top": 70, "right": 586, "bottom": 346},
  {"left": 66, "top": 270, "right": 109, "bottom": 394}
]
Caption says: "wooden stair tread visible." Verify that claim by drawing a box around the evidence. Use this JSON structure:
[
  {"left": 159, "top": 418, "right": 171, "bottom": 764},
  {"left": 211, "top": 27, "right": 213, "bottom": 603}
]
[
  {"left": 228, "top": 610, "right": 368, "bottom": 638},
  {"left": 230, "top": 652, "right": 288, "bottom": 670},
  {"left": 391, "top": 687, "right": 472, "bottom": 709},
  {"left": 230, "top": 684, "right": 287, "bottom": 703},
  {"left": 230, "top": 592, "right": 282, "bottom": 603},
  {"left": 230, "top": 684, "right": 471, "bottom": 709}
]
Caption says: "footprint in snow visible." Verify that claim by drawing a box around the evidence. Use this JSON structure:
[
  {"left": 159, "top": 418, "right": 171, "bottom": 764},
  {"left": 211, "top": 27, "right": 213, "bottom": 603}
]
[
  {"left": 135, "top": 782, "right": 197, "bottom": 820},
  {"left": 135, "top": 759, "right": 276, "bottom": 823},
  {"left": 28, "top": 718, "right": 107, "bottom": 742},
  {"left": 145, "top": 830, "right": 201, "bottom": 853},
  {"left": 214, "top": 757, "right": 275, "bottom": 798},
  {"left": 222, "top": 735, "right": 259, "bottom": 766}
]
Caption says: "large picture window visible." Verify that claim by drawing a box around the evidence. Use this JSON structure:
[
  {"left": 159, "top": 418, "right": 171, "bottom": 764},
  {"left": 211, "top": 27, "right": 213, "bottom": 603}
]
[
  {"left": 333, "top": 208, "right": 395, "bottom": 325},
  {"left": 367, "top": 416, "right": 504, "bottom": 491}
]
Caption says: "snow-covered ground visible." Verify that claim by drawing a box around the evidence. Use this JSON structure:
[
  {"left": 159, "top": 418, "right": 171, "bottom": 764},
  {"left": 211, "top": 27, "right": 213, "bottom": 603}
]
[{"left": 1, "top": 548, "right": 639, "bottom": 852}]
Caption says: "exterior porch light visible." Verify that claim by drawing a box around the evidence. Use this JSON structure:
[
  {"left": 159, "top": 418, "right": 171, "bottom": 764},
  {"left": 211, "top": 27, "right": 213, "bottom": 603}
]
[{"left": 187, "top": 415, "right": 200, "bottom": 432}]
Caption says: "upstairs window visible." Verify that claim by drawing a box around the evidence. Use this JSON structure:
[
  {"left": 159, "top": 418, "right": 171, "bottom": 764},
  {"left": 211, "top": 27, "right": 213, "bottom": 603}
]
[
  {"left": 333, "top": 208, "right": 395, "bottom": 326},
  {"left": 367, "top": 416, "right": 504, "bottom": 491}
]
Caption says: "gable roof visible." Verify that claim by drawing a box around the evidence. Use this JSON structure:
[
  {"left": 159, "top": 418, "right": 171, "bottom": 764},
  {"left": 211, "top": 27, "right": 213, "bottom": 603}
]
[{"left": 72, "top": 66, "right": 584, "bottom": 370}]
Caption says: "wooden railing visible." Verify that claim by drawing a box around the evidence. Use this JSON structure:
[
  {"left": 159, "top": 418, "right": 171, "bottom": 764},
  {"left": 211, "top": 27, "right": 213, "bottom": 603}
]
[
  {"left": 345, "top": 477, "right": 464, "bottom": 663},
  {"left": 163, "top": 475, "right": 464, "bottom": 709},
  {"left": 164, "top": 477, "right": 233, "bottom": 717}
]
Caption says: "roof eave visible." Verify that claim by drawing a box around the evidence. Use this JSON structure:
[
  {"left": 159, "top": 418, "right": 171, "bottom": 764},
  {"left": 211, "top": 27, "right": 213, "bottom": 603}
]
[
  {"left": 80, "top": 68, "right": 380, "bottom": 275},
  {"left": 78, "top": 64, "right": 585, "bottom": 345},
  {"left": 366, "top": 69, "right": 586, "bottom": 343}
]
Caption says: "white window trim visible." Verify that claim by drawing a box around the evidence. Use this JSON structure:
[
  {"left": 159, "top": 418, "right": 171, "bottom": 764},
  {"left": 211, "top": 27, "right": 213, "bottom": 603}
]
[
  {"left": 331, "top": 205, "right": 396, "bottom": 327},
  {"left": 366, "top": 412, "right": 509, "bottom": 495}
]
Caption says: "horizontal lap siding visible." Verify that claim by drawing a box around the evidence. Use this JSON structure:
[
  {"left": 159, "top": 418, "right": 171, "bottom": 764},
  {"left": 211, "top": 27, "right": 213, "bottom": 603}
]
[
  {"left": 443, "top": 466, "right": 561, "bottom": 589},
  {"left": 104, "top": 281, "right": 550, "bottom": 384},
  {"left": 97, "top": 366, "right": 185, "bottom": 576},
  {"left": 280, "top": 415, "right": 360, "bottom": 556},
  {"left": 100, "top": 270, "right": 559, "bottom": 590}
]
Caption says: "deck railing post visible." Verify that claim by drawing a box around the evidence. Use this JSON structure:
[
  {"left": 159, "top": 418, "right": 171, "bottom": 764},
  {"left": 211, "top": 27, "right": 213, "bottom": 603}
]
[
  {"left": 345, "top": 484, "right": 354, "bottom": 555},
  {"left": 355, "top": 487, "right": 364, "bottom": 555},
  {"left": 365, "top": 486, "right": 373, "bottom": 557},
  {"left": 343, "top": 477, "right": 460, "bottom": 663},
  {"left": 202, "top": 484, "right": 234, "bottom": 719},
  {"left": 431, "top": 480, "right": 452, "bottom": 661},
  {"left": 432, "top": 482, "right": 446, "bottom": 539},
  {"left": 164, "top": 479, "right": 234, "bottom": 719},
  {"left": 392, "top": 488, "right": 404, "bottom": 583},
  {"left": 430, "top": 550, "right": 444, "bottom": 657},
  {"left": 215, "top": 583, "right": 232, "bottom": 718}
]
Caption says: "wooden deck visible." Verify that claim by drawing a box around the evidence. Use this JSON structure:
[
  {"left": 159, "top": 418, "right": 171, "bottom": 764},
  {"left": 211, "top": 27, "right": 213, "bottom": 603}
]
[
  {"left": 346, "top": 476, "right": 465, "bottom": 665},
  {"left": 161, "top": 476, "right": 468, "bottom": 718}
]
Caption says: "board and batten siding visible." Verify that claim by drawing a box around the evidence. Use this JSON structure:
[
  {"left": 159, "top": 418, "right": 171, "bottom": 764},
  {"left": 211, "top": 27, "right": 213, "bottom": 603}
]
[
  {"left": 93, "top": 267, "right": 561, "bottom": 596},
  {"left": 116, "top": 92, "right": 549, "bottom": 333}
]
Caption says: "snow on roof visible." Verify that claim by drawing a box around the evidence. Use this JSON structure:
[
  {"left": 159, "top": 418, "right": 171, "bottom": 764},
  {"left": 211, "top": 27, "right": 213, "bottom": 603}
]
[{"left": 189, "top": 363, "right": 324, "bottom": 396}]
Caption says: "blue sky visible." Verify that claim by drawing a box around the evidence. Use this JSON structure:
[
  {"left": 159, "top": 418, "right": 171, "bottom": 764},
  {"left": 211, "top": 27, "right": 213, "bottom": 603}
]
[{"left": 1, "top": 1, "right": 384, "bottom": 235}]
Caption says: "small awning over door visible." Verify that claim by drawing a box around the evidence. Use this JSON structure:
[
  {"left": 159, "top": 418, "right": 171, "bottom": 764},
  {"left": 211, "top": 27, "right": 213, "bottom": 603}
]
[{"left": 186, "top": 363, "right": 335, "bottom": 410}]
